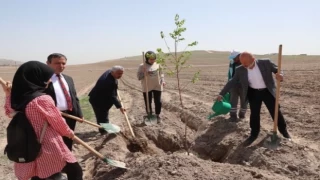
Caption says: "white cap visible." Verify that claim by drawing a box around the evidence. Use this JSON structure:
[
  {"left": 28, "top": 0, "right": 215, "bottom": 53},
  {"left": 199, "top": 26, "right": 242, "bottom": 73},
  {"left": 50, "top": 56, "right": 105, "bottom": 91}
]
[{"left": 228, "top": 50, "right": 241, "bottom": 60}]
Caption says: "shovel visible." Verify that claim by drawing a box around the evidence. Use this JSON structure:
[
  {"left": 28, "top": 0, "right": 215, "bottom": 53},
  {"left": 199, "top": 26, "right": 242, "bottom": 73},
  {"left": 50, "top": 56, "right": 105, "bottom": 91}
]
[
  {"left": 117, "top": 90, "right": 135, "bottom": 137},
  {"left": 61, "top": 112, "right": 120, "bottom": 134},
  {"left": 117, "top": 90, "right": 149, "bottom": 151},
  {"left": 142, "top": 52, "right": 157, "bottom": 125},
  {"left": 72, "top": 135, "right": 127, "bottom": 169},
  {"left": 265, "top": 44, "right": 283, "bottom": 149}
]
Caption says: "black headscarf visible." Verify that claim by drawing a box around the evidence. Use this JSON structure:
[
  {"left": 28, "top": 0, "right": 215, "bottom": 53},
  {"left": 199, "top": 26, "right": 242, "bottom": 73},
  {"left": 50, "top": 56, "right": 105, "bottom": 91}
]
[
  {"left": 145, "top": 51, "right": 156, "bottom": 65},
  {"left": 11, "top": 61, "right": 54, "bottom": 111}
]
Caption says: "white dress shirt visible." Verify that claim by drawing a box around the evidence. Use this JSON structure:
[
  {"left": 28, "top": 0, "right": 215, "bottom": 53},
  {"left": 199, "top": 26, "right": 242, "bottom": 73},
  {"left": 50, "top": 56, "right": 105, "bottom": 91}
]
[
  {"left": 51, "top": 74, "right": 71, "bottom": 111},
  {"left": 247, "top": 61, "right": 267, "bottom": 89}
]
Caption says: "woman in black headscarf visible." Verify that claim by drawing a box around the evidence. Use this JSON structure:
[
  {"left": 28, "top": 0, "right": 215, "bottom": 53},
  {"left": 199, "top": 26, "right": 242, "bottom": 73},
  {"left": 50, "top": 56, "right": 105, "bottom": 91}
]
[{"left": 1, "top": 61, "right": 83, "bottom": 180}]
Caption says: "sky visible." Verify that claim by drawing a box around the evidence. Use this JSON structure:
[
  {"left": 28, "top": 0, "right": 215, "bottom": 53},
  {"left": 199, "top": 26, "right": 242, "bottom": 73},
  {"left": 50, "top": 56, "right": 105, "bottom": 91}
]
[{"left": 0, "top": 0, "right": 319, "bottom": 65}]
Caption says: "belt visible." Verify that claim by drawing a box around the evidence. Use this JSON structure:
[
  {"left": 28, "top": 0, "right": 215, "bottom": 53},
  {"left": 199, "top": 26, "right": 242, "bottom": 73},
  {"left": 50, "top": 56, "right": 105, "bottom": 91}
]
[
  {"left": 249, "top": 87, "right": 267, "bottom": 91},
  {"left": 61, "top": 110, "right": 69, "bottom": 113}
]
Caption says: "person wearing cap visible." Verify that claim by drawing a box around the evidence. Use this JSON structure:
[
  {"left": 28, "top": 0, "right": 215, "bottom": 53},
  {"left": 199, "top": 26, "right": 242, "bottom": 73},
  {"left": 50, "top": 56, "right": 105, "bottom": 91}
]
[
  {"left": 216, "top": 52, "right": 291, "bottom": 146},
  {"left": 227, "top": 50, "right": 248, "bottom": 121},
  {"left": 137, "top": 51, "right": 165, "bottom": 124}
]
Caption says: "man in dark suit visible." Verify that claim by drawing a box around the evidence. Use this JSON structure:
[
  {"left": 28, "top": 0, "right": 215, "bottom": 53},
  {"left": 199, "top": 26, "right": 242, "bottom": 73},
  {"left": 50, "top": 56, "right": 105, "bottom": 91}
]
[
  {"left": 88, "top": 66, "right": 126, "bottom": 135},
  {"left": 45, "top": 53, "right": 83, "bottom": 180},
  {"left": 217, "top": 52, "right": 291, "bottom": 145}
]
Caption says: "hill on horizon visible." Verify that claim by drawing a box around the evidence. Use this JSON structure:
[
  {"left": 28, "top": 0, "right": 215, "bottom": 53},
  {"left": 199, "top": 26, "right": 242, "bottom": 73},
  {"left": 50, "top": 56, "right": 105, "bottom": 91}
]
[
  {"left": 0, "top": 59, "right": 23, "bottom": 66},
  {"left": 1, "top": 50, "right": 316, "bottom": 66}
]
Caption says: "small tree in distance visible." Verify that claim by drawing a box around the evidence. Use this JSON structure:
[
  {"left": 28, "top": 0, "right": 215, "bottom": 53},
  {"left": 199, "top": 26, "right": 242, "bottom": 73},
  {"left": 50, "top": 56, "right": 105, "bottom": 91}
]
[{"left": 155, "top": 14, "right": 200, "bottom": 154}]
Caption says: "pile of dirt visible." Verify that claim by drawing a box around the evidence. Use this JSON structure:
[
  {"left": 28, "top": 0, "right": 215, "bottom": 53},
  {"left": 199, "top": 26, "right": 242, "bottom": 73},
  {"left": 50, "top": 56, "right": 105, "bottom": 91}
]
[{"left": 92, "top": 153, "right": 291, "bottom": 180}]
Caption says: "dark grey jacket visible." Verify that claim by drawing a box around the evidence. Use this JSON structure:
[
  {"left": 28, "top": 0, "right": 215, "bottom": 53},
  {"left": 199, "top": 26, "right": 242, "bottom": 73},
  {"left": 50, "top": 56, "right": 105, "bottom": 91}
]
[{"left": 219, "top": 59, "right": 279, "bottom": 99}]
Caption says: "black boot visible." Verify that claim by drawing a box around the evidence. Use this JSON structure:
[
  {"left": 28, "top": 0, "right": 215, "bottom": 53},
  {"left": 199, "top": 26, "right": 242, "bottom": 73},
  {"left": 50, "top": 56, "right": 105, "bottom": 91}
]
[
  {"left": 243, "top": 135, "right": 258, "bottom": 146},
  {"left": 228, "top": 112, "right": 237, "bottom": 122}
]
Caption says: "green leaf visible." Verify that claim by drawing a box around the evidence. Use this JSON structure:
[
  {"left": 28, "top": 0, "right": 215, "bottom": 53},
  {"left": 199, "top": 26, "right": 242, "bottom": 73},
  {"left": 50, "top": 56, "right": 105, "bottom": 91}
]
[
  {"left": 175, "top": 14, "right": 179, "bottom": 21},
  {"left": 188, "top": 41, "right": 198, "bottom": 46},
  {"left": 160, "top": 31, "right": 165, "bottom": 38},
  {"left": 191, "top": 70, "right": 201, "bottom": 83}
]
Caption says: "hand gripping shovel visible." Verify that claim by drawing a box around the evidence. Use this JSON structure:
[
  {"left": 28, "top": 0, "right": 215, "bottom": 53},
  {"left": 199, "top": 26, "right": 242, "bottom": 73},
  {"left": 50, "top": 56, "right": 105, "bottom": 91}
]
[
  {"left": 265, "top": 44, "right": 283, "bottom": 149},
  {"left": 61, "top": 112, "right": 121, "bottom": 134},
  {"left": 142, "top": 52, "right": 157, "bottom": 125},
  {"left": 72, "top": 136, "right": 127, "bottom": 169}
]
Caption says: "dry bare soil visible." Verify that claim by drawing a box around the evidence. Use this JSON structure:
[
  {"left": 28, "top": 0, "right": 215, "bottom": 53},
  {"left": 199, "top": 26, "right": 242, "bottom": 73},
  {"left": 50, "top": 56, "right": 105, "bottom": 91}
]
[{"left": 0, "top": 51, "right": 320, "bottom": 180}]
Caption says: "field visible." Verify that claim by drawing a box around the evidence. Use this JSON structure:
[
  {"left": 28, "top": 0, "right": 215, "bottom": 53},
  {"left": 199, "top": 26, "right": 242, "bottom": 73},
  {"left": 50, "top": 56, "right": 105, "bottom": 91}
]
[{"left": 0, "top": 50, "right": 320, "bottom": 180}]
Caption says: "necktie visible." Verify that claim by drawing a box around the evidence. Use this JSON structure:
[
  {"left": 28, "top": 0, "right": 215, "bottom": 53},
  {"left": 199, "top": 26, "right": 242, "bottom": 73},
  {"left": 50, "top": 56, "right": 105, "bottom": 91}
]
[{"left": 56, "top": 74, "right": 73, "bottom": 111}]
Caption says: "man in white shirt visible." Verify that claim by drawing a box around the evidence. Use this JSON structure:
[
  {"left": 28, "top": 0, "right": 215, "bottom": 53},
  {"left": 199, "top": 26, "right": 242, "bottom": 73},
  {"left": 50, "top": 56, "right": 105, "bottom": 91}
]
[
  {"left": 44, "top": 53, "right": 83, "bottom": 180},
  {"left": 216, "top": 52, "right": 291, "bottom": 146}
]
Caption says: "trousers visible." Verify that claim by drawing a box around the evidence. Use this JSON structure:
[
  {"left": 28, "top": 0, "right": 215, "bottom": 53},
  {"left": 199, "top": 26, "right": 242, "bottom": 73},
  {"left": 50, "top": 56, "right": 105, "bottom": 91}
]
[
  {"left": 229, "top": 84, "right": 248, "bottom": 117},
  {"left": 247, "top": 87, "right": 288, "bottom": 137},
  {"left": 31, "top": 162, "right": 83, "bottom": 180},
  {"left": 143, "top": 90, "right": 162, "bottom": 115}
]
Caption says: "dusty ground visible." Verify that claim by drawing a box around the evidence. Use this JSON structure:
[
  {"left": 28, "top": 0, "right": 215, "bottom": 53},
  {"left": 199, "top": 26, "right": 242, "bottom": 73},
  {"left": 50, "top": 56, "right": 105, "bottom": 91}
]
[{"left": 0, "top": 51, "right": 320, "bottom": 179}]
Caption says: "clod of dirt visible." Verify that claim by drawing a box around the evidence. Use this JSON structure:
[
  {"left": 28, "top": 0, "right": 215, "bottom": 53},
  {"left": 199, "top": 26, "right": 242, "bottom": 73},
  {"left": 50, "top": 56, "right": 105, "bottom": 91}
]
[{"left": 126, "top": 138, "right": 148, "bottom": 153}]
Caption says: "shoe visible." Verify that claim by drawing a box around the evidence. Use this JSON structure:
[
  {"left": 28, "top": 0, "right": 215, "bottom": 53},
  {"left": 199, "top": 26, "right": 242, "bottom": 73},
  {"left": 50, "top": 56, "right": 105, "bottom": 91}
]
[
  {"left": 99, "top": 128, "right": 107, "bottom": 135},
  {"left": 156, "top": 115, "right": 162, "bottom": 124},
  {"left": 242, "top": 135, "right": 258, "bottom": 146},
  {"left": 281, "top": 131, "right": 291, "bottom": 139},
  {"left": 238, "top": 112, "right": 246, "bottom": 119},
  {"left": 46, "top": 172, "right": 67, "bottom": 180},
  {"left": 228, "top": 116, "right": 237, "bottom": 122}
]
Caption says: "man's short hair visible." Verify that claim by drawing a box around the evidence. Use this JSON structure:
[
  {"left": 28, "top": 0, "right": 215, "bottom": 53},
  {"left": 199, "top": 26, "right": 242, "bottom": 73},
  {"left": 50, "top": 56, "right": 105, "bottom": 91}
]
[
  {"left": 47, "top": 53, "right": 67, "bottom": 63},
  {"left": 111, "top": 65, "right": 124, "bottom": 72}
]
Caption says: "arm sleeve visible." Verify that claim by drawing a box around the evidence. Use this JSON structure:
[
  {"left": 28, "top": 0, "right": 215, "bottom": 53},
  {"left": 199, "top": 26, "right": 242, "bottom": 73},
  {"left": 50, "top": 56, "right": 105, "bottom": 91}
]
[
  {"left": 219, "top": 69, "right": 240, "bottom": 96},
  {"left": 71, "top": 78, "right": 83, "bottom": 118},
  {"left": 36, "top": 95, "right": 73, "bottom": 137},
  {"left": 4, "top": 95, "right": 15, "bottom": 118},
  {"left": 137, "top": 64, "right": 144, "bottom": 80},
  {"left": 267, "top": 59, "right": 278, "bottom": 74},
  {"left": 159, "top": 65, "right": 165, "bottom": 82}
]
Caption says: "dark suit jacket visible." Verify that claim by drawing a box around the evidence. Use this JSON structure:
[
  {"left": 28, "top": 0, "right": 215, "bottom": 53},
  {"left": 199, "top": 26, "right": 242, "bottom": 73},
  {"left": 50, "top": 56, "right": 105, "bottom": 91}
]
[
  {"left": 88, "top": 69, "right": 122, "bottom": 108},
  {"left": 46, "top": 74, "right": 83, "bottom": 118},
  {"left": 219, "top": 59, "right": 279, "bottom": 100}
]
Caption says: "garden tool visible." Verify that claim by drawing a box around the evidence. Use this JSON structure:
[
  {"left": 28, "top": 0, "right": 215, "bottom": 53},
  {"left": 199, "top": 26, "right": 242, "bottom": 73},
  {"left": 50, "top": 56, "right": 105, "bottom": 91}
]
[
  {"left": 117, "top": 90, "right": 135, "bottom": 137},
  {"left": 142, "top": 52, "right": 157, "bottom": 125},
  {"left": 73, "top": 136, "right": 127, "bottom": 169},
  {"left": 208, "top": 93, "right": 231, "bottom": 120},
  {"left": 265, "top": 44, "right": 283, "bottom": 149},
  {"left": 61, "top": 112, "right": 120, "bottom": 134}
]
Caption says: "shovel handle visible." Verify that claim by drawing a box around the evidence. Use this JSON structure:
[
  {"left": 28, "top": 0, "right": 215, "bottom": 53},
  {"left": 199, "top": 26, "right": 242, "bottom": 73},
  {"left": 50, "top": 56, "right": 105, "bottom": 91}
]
[
  {"left": 117, "top": 91, "right": 135, "bottom": 137},
  {"left": 73, "top": 136, "right": 104, "bottom": 159},
  {"left": 0, "top": 77, "right": 6, "bottom": 86},
  {"left": 142, "top": 52, "right": 151, "bottom": 115},
  {"left": 61, "top": 112, "right": 102, "bottom": 129},
  {"left": 273, "top": 44, "right": 282, "bottom": 132}
]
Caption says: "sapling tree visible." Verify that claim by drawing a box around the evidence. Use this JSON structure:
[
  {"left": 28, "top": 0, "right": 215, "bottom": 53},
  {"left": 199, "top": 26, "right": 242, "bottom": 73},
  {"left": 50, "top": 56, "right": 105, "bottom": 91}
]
[{"left": 155, "top": 14, "right": 200, "bottom": 154}]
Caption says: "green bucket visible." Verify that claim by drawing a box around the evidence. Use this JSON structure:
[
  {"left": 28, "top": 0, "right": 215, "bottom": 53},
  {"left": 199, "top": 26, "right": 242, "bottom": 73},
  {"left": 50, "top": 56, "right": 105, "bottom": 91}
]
[{"left": 208, "top": 93, "right": 231, "bottom": 120}]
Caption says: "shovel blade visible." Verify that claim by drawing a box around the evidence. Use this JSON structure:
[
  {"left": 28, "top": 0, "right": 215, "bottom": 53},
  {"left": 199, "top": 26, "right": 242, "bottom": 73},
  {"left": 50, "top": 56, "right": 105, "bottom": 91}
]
[
  {"left": 100, "top": 123, "right": 121, "bottom": 134},
  {"left": 263, "top": 133, "right": 281, "bottom": 150},
  {"left": 104, "top": 158, "right": 128, "bottom": 169},
  {"left": 143, "top": 115, "right": 157, "bottom": 125}
]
